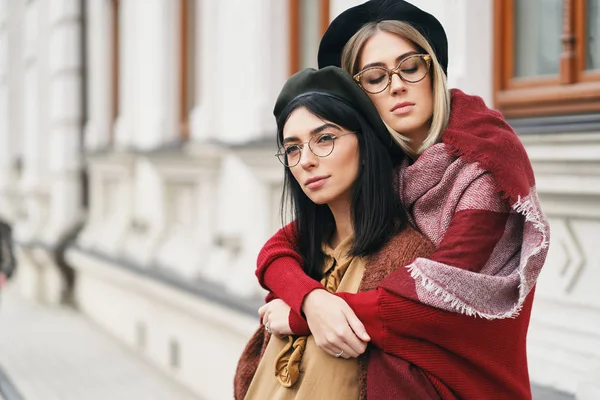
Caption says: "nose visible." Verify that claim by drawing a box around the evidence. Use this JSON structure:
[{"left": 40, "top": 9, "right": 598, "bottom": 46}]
[
  {"left": 389, "top": 72, "right": 407, "bottom": 95},
  {"left": 298, "top": 146, "right": 318, "bottom": 169}
]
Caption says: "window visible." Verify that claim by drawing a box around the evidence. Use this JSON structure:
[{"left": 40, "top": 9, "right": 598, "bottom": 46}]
[
  {"left": 494, "top": 0, "right": 600, "bottom": 117},
  {"left": 111, "top": 0, "right": 120, "bottom": 144},
  {"left": 179, "top": 0, "right": 196, "bottom": 140},
  {"left": 289, "top": 0, "right": 330, "bottom": 75}
]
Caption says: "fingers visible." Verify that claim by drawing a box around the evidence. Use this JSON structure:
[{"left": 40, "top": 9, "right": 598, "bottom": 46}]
[
  {"left": 329, "top": 348, "right": 350, "bottom": 359},
  {"left": 320, "top": 307, "right": 368, "bottom": 357},
  {"left": 341, "top": 332, "right": 367, "bottom": 356},
  {"left": 260, "top": 310, "right": 271, "bottom": 333},
  {"left": 314, "top": 327, "right": 366, "bottom": 358},
  {"left": 258, "top": 303, "right": 268, "bottom": 319},
  {"left": 260, "top": 301, "right": 294, "bottom": 337},
  {"left": 344, "top": 308, "right": 371, "bottom": 342}
]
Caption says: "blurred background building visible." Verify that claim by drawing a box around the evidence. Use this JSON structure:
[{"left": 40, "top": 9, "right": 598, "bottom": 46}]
[{"left": 0, "top": 0, "right": 598, "bottom": 399}]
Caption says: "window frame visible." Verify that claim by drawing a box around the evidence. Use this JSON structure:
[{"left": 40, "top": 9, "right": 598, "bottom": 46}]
[
  {"left": 111, "top": 0, "right": 120, "bottom": 145},
  {"left": 289, "top": 0, "right": 330, "bottom": 76},
  {"left": 178, "top": 0, "right": 196, "bottom": 141},
  {"left": 494, "top": 0, "right": 600, "bottom": 118}
]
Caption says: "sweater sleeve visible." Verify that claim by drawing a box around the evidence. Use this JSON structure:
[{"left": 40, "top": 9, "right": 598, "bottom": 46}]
[
  {"left": 334, "top": 234, "right": 435, "bottom": 348},
  {"left": 256, "top": 223, "right": 324, "bottom": 317},
  {"left": 262, "top": 292, "right": 311, "bottom": 335}
]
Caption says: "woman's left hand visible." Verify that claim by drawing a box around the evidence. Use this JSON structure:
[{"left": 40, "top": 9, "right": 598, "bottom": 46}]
[{"left": 259, "top": 299, "right": 293, "bottom": 338}]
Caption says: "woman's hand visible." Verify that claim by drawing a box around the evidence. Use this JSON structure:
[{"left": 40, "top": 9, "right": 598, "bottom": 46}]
[
  {"left": 258, "top": 299, "right": 293, "bottom": 338},
  {"left": 302, "top": 289, "right": 370, "bottom": 359}
]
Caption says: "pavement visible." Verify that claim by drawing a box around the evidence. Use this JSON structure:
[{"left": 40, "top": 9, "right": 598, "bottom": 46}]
[
  {"left": 0, "top": 286, "right": 575, "bottom": 400},
  {"left": 0, "top": 287, "right": 200, "bottom": 400}
]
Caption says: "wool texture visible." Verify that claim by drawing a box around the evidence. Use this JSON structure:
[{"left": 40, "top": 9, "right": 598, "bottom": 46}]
[
  {"left": 398, "top": 88, "right": 549, "bottom": 319},
  {"left": 241, "top": 89, "right": 549, "bottom": 399}
]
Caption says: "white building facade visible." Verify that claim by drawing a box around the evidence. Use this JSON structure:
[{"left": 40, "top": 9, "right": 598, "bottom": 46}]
[{"left": 0, "top": 0, "right": 598, "bottom": 399}]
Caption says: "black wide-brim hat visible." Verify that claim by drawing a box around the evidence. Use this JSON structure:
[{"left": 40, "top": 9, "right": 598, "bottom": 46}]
[
  {"left": 318, "top": 0, "right": 448, "bottom": 75},
  {"left": 274, "top": 66, "right": 404, "bottom": 160}
]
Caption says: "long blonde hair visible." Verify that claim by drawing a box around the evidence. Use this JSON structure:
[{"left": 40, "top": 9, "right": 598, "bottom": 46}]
[{"left": 341, "top": 21, "right": 451, "bottom": 157}]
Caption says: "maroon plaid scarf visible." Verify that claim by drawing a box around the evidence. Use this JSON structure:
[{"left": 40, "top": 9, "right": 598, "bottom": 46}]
[{"left": 394, "top": 89, "right": 550, "bottom": 319}]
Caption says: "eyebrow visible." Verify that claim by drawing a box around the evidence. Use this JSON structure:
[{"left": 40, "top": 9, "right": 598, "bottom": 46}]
[
  {"left": 361, "top": 51, "right": 420, "bottom": 70},
  {"left": 282, "top": 123, "right": 342, "bottom": 144}
]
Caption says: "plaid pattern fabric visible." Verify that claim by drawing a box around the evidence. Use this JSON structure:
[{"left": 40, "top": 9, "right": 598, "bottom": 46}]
[{"left": 392, "top": 89, "right": 550, "bottom": 319}]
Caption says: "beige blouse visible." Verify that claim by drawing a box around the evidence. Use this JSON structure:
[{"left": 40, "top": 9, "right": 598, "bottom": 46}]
[{"left": 245, "top": 236, "right": 366, "bottom": 400}]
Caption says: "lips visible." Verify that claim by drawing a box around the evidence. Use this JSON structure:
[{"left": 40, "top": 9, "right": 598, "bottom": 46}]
[
  {"left": 391, "top": 102, "right": 415, "bottom": 115},
  {"left": 304, "top": 175, "right": 329, "bottom": 190}
]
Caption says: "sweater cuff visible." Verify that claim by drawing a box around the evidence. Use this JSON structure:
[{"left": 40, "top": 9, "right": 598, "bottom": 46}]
[
  {"left": 263, "top": 259, "right": 324, "bottom": 316},
  {"left": 336, "top": 290, "right": 384, "bottom": 348},
  {"left": 288, "top": 310, "right": 310, "bottom": 335}
]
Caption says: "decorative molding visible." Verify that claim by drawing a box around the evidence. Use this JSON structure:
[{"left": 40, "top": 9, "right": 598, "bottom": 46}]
[
  {"left": 68, "top": 244, "right": 262, "bottom": 316},
  {"left": 520, "top": 133, "right": 600, "bottom": 219},
  {"left": 557, "top": 219, "right": 586, "bottom": 293},
  {"left": 509, "top": 113, "right": 600, "bottom": 135},
  {"left": 230, "top": 141, "right": 282, "bottom": 183}
]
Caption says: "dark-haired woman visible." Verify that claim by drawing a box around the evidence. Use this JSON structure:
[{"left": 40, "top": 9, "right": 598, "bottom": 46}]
[{"left": 235, "top": 67, "right": 434, "bottom": 399}]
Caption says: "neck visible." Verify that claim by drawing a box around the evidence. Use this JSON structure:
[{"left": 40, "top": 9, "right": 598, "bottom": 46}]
[
  {"left": 407, "top": 122, "right": 432, "bottom": 155},
  {"left": 327, "top": 199, "right": 353, "bottom": 249}
]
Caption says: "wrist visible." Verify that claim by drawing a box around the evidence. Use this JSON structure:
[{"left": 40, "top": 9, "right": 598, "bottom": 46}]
[{"left": 301, "top": 288, "right": 327, "bottom": 315}]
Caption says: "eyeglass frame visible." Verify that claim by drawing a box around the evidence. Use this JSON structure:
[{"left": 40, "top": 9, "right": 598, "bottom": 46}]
[
  {"left": 353, "top": 54, "right": 432, "bottom": 94},
  {"left": 275, "top": 132, "right": 356, "bottom": 168}
]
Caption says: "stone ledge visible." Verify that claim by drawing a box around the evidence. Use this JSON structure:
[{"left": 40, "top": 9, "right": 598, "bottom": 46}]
[{"left": 66, "top": 244, "right": 263, "bottom": 319}]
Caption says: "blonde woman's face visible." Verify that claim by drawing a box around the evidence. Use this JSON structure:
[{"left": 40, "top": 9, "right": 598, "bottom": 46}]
[{"left": 358, "top": 31, "right": 434, "bottom": 147}]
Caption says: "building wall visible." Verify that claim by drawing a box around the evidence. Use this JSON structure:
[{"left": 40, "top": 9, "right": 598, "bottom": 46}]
[{"left": 0, "top": 0, "right": 598, "bottom": 398}]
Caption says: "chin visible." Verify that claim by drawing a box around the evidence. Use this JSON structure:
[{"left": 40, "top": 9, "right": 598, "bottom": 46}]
[
  {"left": 304, "top": 190, "right": 337, "bottom": 206},
  {"left": 307, "top": 195, "right": 331, "bottom": 205},
  {"left": 389, "top": 120, "right": 428, "bottom": 138}
]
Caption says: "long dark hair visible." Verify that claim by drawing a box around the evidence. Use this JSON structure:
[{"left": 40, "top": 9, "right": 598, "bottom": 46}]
[{"left": 277, "top": 93, "right": 407, "bottom": 281}]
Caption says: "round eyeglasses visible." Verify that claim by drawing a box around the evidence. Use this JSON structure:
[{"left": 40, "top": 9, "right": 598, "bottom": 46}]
[
  {"left": 353, "top": 54, "right": 432, "bottom": 94},
  {"left": 275, "top": 132, "right": 355, "bottom": 168}
]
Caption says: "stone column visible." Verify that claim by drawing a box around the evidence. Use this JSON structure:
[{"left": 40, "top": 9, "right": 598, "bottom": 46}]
[
  {"left": 208, "top": 0, "right": 288, "bottom": 143},
  {"left": 189, "top": 0, "right": 219, "bottom": 141},
  {"left": 116, "top": 0, "right": 178, "bottom": 151},
  {"left": 0, "top": 0, "right": 26, "bottom": 221},
  {"left": 84, "top": 0, "right": 113, "bottom": 152},
  {"left": 0, "top": 0, "right": 10, "bottom": 206},
  {"left": 18, "top": 0, "right": 51, "bottom": 242},
  {"left": 40, "top": 0, "right": 84, "bottom": 244}
]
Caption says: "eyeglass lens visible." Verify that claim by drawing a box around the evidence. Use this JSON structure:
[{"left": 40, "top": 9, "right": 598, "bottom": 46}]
[
  {"left": 358, "top": 55, "right": 429, "bottom": 94},
  {"left": 277, "top": 134, "right": 337, "bottom": 167}
]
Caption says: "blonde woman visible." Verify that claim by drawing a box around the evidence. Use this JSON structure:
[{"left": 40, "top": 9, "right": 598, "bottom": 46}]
[{"left": 249, "top": 0, "right": 549, "bottom": 399}]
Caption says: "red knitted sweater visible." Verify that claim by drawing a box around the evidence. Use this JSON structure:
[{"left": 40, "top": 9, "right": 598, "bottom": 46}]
[
  {"left": 252, "top": 90, "right": 546, "bottom": 398},
  {"left": 257, "top": 224, "right": 534, "bottom": 399}
]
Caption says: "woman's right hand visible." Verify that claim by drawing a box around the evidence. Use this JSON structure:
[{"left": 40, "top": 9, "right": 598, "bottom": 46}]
[{"left": 302, "top": 289, "right": 371, "bottom": 359}]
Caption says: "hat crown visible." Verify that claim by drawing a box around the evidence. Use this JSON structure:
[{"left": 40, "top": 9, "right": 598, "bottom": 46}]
[
  {"left": 274, "top": 67, "right": 369, "bottom": 120},
  {"left": 317, "top": 0, "right": 448, "bottom": 76}
]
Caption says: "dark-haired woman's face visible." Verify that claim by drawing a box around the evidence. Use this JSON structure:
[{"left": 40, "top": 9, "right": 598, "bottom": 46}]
[
  {"left": 358, "top": 31, "right": 434, "bottom": 148},
  {"left": 282, "top": 107, "right": 359, "bottom": 207}
]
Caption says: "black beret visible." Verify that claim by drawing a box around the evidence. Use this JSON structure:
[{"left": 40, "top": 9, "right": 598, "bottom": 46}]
[
  {"left": 273, "top": 66, "right": 404, "bottom": 159},
  {"left": 318, "top": 0, "right": 448, "bottom": 76}
]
